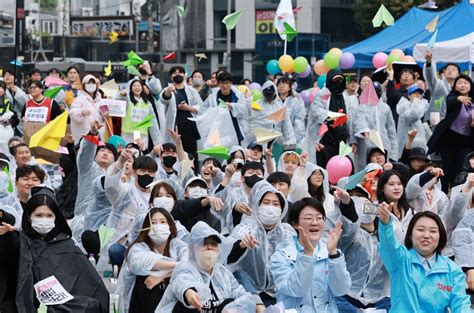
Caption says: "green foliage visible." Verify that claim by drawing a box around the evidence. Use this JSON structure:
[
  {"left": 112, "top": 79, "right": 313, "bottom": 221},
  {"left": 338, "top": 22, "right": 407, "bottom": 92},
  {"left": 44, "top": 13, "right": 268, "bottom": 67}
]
[
  {"left": 39, "top": 0, "right": 58, "bottom": 13},
  {"left": 353, "top": 0, "right": 458, "bottom": 38}
]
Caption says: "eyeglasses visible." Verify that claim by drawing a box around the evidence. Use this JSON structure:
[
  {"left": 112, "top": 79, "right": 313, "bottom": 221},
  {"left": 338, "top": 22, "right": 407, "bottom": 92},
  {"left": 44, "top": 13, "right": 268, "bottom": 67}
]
[{"left": 300, "top": 215, "right": 325, "bottom": 224}]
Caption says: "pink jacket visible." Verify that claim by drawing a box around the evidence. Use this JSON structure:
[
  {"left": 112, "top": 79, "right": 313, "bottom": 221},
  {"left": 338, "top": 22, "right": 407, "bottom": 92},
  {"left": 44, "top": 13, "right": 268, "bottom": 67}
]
[{"left": 69, "top": 91, "right": 104, "bottom": 143}]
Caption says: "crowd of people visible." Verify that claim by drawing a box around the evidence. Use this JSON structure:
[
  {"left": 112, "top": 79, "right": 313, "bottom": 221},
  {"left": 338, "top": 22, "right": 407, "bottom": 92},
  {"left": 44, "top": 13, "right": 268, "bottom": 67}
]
[{"left": 0, "top": 49, "right": 473, "bottom": 313}]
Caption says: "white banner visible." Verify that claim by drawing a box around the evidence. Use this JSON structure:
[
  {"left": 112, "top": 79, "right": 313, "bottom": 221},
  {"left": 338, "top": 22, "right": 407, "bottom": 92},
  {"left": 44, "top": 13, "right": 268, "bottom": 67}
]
[
  {"left": 34, "top": 276, "right": 74, "bottom": 305},
  {"left": 101, "top": 99, "right": 127, "bottom": 118}
]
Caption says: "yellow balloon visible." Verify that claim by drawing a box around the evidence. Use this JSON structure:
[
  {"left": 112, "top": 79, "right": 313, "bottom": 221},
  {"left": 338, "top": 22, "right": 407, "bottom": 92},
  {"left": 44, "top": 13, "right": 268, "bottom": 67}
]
[
  {"left": 329, "top": 48, "right": 343, "bottom": 57},
  {"left": 278, "top": 55, "right": 294, "bottom": 73},
  {"left": 236, "top": 85, "right": 248, "bottom": 94},
  {"left": 390, "top": 49, "right": 405, "bottom": 58}
]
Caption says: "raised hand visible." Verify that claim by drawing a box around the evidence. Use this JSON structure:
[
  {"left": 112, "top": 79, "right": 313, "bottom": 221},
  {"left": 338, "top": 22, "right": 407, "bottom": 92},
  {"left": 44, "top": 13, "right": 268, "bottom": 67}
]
[
  {"left": 377, "top": 202, "right": 393, "bottom": 225},
  {"left": 185, "top": 289, "right": 203, "bottom": 311},
  {"left": 239, "top": 233, "right": 259, "bottom": 249},
  {"left": 298, "top": 226, "right": 315, "bottom": 256},
  {"left": 327, "top": 221, "right": 343, "bottom": 255},
  {"left": 333, "top": 186, "right": 351, "bottom": 205}
]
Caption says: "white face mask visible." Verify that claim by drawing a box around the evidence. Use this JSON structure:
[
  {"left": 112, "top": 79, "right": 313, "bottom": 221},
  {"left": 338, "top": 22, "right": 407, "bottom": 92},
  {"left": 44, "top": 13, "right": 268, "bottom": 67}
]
[
  {"left": 188, "top": 187, "right": 208, "bottom": 199},
  {"left": 85, "top": 83, "right": 97, "bottom": 93},
  {"left": 192, "top": 78, "right": 204, "bottom": 87},
  {"left": 230, "top": 171, "right": 242, "bottom": 187},
  {"left": 258, "top": 205, "right": 281, "bottom": 226},
  {"left": 153, "top": 196, "right": 175, "bottom": 212},
  {"left": 197, "top": 249, "right": 219, "bottom": 271},
  {"left": 149, "top": 223, "right": 171, "bottom": 245},
  {"left": 31, "top": 217, "right": 55, "bottom": 235}
]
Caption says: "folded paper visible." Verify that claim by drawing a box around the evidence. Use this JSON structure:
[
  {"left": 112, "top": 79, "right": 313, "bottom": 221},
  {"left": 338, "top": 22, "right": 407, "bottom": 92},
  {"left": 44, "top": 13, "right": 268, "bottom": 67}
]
[
  {"left": 252, "top": 128, "right": 282, "bottom": 144},
  {"left": 222, "top": 10, "right": 243, "bottom": 30},
  {"left": 29, "top": 111, "right": 68, "bottom": 152},
  {"left": 372, "top": 4, "right": 394, "bottom": 28}
]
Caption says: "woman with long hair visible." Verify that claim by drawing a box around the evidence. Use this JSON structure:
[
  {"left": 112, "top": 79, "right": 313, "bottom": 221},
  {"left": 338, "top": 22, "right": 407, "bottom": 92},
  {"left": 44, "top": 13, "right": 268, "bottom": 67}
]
[
  {"left": 117, "top": 207, "right": 188, "bottom": 313},
  {"left": 119, "top": 79, "right": 162, "bottom": 148}
]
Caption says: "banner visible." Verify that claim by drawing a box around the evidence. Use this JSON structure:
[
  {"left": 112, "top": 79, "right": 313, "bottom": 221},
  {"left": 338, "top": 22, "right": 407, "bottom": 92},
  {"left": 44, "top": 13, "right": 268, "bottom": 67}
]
[
  {"left": 256, "top": 10, "right": 297, "bottom": 35},
  {"left": 34, "top": 276, "right": 74, "bottom": 305},
  {"left": 71, "top": 17, "right": 134, "bottom": 37},
  {"left": 100, "top": 99, "right": 127, "bottom": 117}
]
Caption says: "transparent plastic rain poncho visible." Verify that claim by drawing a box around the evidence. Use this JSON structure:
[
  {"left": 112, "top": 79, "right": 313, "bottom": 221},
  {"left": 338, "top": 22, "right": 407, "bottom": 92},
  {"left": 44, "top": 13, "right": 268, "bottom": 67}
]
[
  {"left": 351, "top": 98, "right": 398, "bottom": 172},
  {"left": 156, "top": 221, "right": 255, "bottom": 312},
  {"left": 83, "top": 176, "right": 112, "bottom": 231},
  {"left": 395, "top": 97, "right": 431, "bottom": 160},
  {"left": 117, "top": 237, "right": 189, "bottom": 313},
  {"left": 229, "top": 180, "right": 296, "bottom": 296}
]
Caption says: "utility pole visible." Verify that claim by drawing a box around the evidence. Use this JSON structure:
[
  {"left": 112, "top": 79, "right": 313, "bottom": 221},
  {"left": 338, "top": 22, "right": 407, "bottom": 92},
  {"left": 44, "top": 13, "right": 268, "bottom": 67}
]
[
  {"left": 193, "top": 0, "right": 197, "bottom": 70},
  {"left": 177, "top": 3, "right": 181, "bottom": 64},
  {"left": 61, "top": 0, "right": 69, "bottom": 60},
  {"left": 147, "top": 0, "right": 153, "bottom": 53},
  {"left": 158, "top": 0, "right": 164, "bottom": 72},
  {"left": 226, "top": 0, "right": 231, "bottom": 71}
]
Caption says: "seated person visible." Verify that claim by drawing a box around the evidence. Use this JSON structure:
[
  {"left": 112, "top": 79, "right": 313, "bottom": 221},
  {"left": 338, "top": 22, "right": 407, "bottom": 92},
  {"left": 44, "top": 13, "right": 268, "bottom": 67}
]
[
  {"left": 14, "top": 187, "right": 109, "bottom": 312},
  {"left": 228, "top": 180, "right": 295, "bottom": 310},
  {"left": 117, "top": 207, "right": 188, "bottom": 313},
  {"left": 156, "top": 221, "right": 255, "bottom": 312},
  {"left": 269, "top": 197, "right": 351, "bottom": 312}
]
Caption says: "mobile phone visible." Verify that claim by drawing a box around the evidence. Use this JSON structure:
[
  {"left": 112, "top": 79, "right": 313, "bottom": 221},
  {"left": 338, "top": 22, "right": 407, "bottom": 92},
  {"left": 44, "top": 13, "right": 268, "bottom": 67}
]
[
  {"left": 133, "top": 130, "right": 141, "bottom": 141},
  {"left": 363, "top": 202, "right": 379, "bottom": 215},
  {"left": 99, "top": 104, "right": 109, "bottom": 114}
]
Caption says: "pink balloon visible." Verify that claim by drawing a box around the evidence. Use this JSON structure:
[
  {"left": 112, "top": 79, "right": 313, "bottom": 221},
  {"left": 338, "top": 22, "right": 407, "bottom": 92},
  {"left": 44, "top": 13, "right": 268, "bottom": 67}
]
[
  {"left": 339, "top": 52, "right": 355, "bottom": 69},
  {"left": 372, "top": 52, "right": 388, "bottom": 69},
  {"left": 300, "top": 89, "right": 311, "bottom": 103},
  {"left": 249, "top": 82, "right": 262, "bottom": 91},
  {"left": 298, "top": 65, "right": 312, "bottom": 78},
  {"left": 309, "top": 89, "right": 316, "bottom": 103},
  {"left": 326, "top": 156, "right": 353, "bottom": 184}
]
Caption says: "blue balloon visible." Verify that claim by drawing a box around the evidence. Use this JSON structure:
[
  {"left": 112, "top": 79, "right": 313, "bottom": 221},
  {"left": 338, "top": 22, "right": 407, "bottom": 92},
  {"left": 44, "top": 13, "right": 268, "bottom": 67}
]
[
  {"left": 266, "top": 59, "right": 281, "bottom": 76},
  {"left": 317, "top": 74, "right": 327, "bottom": 89}
]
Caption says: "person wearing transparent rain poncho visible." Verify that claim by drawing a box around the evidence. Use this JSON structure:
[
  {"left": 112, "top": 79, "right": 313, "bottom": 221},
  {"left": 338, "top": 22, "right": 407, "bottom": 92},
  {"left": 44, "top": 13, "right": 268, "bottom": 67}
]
[
  {"left": 227, "top": 180, "right": 296, "bottom": 309},
  {"left": 117, "top": 207, "right": 189, "bottom": 313},
  {"left": 155, "top": 221, "right": 255, "bottom": 312}
]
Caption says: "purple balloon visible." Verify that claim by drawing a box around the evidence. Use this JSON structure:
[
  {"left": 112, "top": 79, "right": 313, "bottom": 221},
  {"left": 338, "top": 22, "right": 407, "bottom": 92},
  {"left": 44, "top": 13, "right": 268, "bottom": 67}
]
[
  {"left": 339, "top": 52, "right": 355, "bottom": 69},
  {"left": 300, "top": 90, "right": 311, "bottom": 103},
  {"left": 298, "top": 65, "right": 312, "bottom": 78},
  {"left": 249, "top": 82, "right": 262, "bottom": 91}
]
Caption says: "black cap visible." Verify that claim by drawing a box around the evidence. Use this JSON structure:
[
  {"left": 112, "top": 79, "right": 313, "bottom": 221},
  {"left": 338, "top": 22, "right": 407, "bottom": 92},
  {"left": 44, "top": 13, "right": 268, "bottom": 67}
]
[
  {"left": 96, "top": 143, "right": 118, "bottom": 161},
  {"left": 247, "top": 141, "right": 263, "bottom": 151},
  {"left": 204, "top": 234, "right": 221, "bottom": 244},
  {"left": 408, "top": 147, "right": 429, "bottom": 162}
]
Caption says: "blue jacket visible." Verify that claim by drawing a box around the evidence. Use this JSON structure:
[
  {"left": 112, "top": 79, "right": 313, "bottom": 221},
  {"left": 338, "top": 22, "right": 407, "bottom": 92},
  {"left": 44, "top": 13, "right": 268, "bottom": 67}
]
[
  {"left": 269, "top": 236, "right": 351, "bottom": 313},
  {"left": 378, "top": 218, "right": 471, "bottom": 313}
]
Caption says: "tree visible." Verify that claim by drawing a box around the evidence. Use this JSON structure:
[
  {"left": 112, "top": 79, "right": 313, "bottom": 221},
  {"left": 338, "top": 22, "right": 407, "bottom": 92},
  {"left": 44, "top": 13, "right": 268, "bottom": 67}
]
[
  {"left": 39, "top": 0, "right": 58, "bottom": 13},
  {"left": 353, "top": 0, "right": 459, "bottom": 38}
]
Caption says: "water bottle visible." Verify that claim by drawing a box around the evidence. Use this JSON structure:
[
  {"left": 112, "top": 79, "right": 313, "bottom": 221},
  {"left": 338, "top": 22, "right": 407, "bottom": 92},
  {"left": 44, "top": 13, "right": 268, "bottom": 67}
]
[{"left": 88, "top": 254, "right": 96, "bottom": 268}]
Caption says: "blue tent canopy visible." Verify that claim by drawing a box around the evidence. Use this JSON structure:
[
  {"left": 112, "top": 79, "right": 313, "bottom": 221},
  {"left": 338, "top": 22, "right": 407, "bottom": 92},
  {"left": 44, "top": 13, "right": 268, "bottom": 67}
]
[
  {"left": 138, "top": 22, "right": 160, "bottom": 32},
  {"left": 344, "top": 0, "right": 474, "bottom": 68}
]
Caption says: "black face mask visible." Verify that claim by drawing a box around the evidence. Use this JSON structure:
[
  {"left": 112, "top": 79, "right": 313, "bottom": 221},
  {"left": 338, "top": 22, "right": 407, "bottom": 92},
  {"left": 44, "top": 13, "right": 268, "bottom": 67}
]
[
  {"left": 138, "top": 67, "right": 148, "bottom": 75},
  {"left": 172, "top": 75, "right": 184, "bottom": 84},
  {"left": 330, "top": 79, "right": 345, "bottom": 94},
  {"left": 137, "top": 174, "right": 154, "bottom": 189},
  {"left": 263, "top": 88, "right": 276, "bottom": 103},
  {"left": 162, "top": 156, "right": 177, "bottom": 168},
  {"left": 244, "top": 174, "right": 263, "bottom": 189}
]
